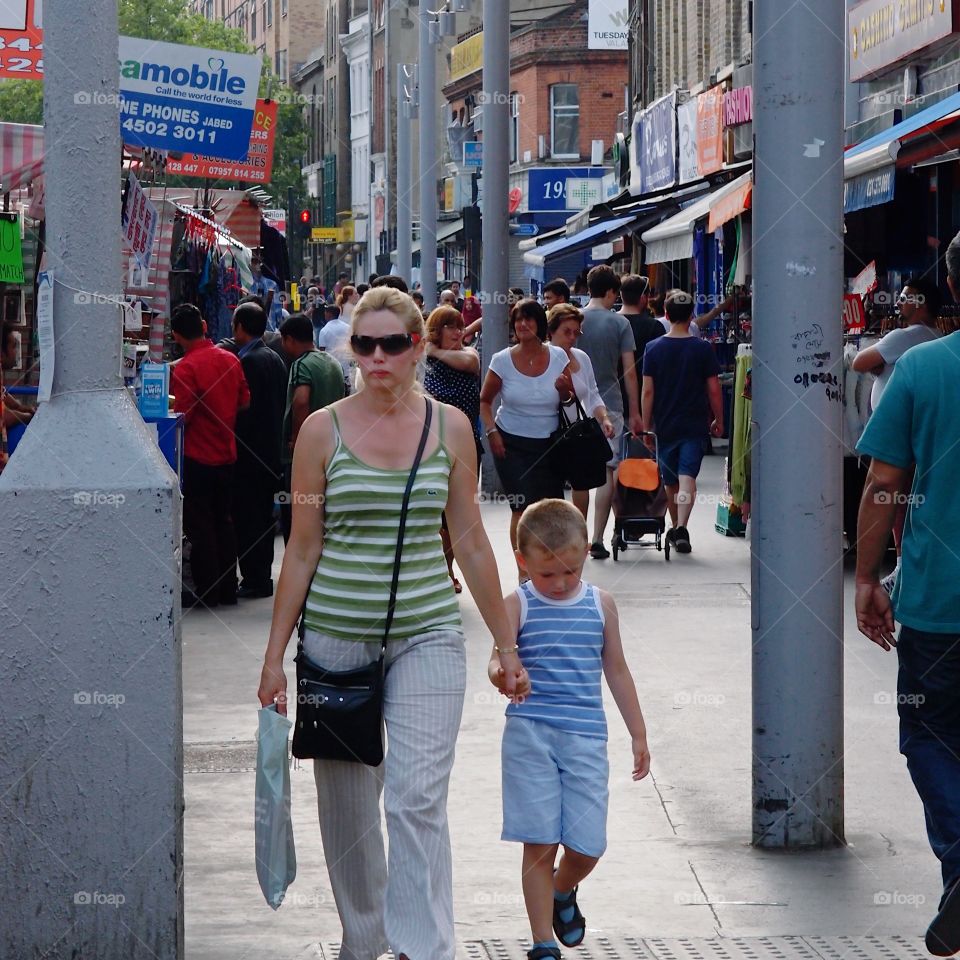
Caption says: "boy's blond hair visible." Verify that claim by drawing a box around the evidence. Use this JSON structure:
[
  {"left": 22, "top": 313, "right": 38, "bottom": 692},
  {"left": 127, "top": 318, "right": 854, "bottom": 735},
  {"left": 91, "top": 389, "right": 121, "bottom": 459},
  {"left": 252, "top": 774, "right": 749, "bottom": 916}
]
[{"left": 517, "top": 499, "right": 588, "bottom": 556}]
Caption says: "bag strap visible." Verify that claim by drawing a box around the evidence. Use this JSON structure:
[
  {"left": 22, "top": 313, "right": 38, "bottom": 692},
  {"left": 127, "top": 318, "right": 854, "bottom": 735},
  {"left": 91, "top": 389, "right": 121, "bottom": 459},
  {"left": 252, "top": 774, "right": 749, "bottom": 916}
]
[
  {"left": 379, "top": 397, "right": 433, "bottom": 660},
  {"left": 558, "top": 387, "right": 590, "bottom": 427}
]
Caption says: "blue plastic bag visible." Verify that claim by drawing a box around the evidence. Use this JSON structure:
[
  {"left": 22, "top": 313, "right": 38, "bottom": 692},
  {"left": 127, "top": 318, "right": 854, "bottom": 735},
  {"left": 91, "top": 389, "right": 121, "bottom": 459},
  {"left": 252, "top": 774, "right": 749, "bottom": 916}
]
[{"left": 255, "top": 704, "right": 296, "bottom": 909}]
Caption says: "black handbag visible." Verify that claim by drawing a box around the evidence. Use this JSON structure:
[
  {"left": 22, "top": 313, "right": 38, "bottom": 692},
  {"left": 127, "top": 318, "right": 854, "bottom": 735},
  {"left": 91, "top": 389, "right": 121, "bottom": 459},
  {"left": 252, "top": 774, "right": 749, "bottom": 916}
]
[
  {"left": 550, "top": 390, "right": 613, "bottom": 491},
  {"left": 291, "top": 399, "right": 434, "bottom": 765}
]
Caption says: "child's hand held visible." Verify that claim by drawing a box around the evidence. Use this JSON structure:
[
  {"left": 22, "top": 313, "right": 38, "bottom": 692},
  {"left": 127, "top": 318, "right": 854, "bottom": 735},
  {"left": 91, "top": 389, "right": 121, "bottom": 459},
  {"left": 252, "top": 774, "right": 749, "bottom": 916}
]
[{"left": 632, "top": 737, "right": 650, "bottom": 781}]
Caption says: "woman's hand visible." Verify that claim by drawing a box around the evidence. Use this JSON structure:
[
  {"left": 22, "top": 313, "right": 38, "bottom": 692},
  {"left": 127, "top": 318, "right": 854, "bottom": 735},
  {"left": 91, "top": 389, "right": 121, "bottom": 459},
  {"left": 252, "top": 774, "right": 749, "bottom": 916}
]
[
  {"left": 554, "top": 372, "right": 574, "bottom": 401},
  {"left": 488, "top": 430, "right": 506, "bottom": 459},
  {"left": 599, "top": 415, "right": 614, "bottom": 438},
  {"left": 258, "top": 658, "right": 289, "bottom": 716}
]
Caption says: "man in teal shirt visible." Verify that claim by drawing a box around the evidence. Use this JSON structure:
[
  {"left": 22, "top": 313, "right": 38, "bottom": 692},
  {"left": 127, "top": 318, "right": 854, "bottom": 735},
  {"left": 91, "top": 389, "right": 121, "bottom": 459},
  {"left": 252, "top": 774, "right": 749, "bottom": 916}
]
[{"left": 856, "top": 237, "right": 960, "bottom": 957}]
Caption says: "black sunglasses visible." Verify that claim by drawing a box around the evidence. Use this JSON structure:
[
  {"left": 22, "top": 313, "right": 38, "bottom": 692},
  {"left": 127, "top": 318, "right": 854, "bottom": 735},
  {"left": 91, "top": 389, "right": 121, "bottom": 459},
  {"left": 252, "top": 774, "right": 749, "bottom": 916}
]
[{"left": 350, "top": 333, "right": 421, "bottom": 357}]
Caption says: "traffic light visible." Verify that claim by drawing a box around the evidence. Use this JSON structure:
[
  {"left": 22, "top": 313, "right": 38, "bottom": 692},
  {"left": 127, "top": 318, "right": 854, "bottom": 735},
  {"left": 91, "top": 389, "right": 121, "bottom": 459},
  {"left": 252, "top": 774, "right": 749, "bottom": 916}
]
[{"left": 298, "top": 208, "right": 311, "bottom": 239}]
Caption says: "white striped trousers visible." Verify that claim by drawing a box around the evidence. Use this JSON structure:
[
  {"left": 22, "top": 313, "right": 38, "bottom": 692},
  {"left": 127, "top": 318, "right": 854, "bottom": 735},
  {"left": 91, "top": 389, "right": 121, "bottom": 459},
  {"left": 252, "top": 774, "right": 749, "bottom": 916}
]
[{"left": 304, "top": 628, "right": 467, "bottom": 960}]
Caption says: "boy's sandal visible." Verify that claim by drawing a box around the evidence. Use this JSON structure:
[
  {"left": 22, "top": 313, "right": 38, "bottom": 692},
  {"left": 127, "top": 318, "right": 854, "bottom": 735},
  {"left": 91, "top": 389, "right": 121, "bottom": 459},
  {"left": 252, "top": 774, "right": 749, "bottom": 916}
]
[
  {"left": 553, "top": 885, "right": 587, "bottom": 947},
  {"left": 527, "top": 947, "right": 561, "bottom": 960}
]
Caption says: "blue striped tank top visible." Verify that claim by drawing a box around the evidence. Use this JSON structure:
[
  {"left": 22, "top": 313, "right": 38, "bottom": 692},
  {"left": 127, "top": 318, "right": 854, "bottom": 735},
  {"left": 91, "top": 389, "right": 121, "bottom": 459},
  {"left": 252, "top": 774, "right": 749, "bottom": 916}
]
[
  {"left": 505, "top": 581, "right": 607, "bottom": 739},
  {"left": 303, "top": 402, "right": 463, "bottom": 642}
]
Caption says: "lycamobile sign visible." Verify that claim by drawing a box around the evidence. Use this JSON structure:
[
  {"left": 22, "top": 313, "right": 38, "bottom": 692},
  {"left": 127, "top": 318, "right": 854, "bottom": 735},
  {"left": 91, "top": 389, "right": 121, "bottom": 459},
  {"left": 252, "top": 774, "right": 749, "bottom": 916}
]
[{"left": 118, "top": 37, "right": 262, "bottom": 162}]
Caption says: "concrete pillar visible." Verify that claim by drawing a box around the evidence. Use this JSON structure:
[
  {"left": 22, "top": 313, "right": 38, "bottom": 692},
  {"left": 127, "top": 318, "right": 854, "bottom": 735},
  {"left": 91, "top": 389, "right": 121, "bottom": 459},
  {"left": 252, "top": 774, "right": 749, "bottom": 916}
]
[
  {"left": 751, "top": 0, "right": 845, "bottom": 848},
  {"left": 417, "top": 3, "right": 438, "bottom": 309},
  {"left": 0, "top": 2, "right": 185, "bottom": 955},
  {"left": 396, "top": 64, "right": 413, "bottom": 285},
  {"left": 479, "top": 0, "right": 510, "bottom": 493}
]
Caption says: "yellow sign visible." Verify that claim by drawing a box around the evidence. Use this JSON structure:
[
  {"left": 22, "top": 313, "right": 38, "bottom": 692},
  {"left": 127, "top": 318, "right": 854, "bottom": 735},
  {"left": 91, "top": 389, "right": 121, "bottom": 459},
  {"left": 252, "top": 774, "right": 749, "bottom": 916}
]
[
  {"left": 444, "top": 178, "right": 455, "bottom": 212},
  {"left": 311, "top": 227, "right": 339, "bottom": 242},
  {"left": 340, "top": 219, "right": 354, "bottom": 243},
  {"left": 450, "top": 32, "right": 483, "bottom": 82},
  {"left": 290, "top": 282, "right": 301, "bottom": 312}
]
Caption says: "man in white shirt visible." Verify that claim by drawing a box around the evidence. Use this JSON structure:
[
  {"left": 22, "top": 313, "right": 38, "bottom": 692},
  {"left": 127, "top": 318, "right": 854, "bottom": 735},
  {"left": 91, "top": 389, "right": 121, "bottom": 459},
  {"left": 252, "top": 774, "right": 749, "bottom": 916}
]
[
  {"left": 852, "top": 276, "right": 943, "bottom": 411},
  {"left": 315, "top": 304, "right": 353, "bottom": 394}
]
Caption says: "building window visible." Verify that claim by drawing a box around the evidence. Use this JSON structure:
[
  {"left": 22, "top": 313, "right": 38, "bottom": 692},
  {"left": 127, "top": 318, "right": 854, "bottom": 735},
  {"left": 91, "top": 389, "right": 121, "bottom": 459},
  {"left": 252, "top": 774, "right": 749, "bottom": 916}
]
[
  {"left": 510, "top": 92, "right": 520, "bottom": 164},
  {"left": 281, "top": 0, "right": 287, "bottom": 14},
  {"left": 250, "top": 0, "right": 257, "bottom": 39},
  {"left": 550, "top": 83, "right": 579, "bottom": 158},
  {"left": 276, "top": 49, "right": 287, "bottom": 80},
  {"left": 265, "top": 0, "right": 272, "bottom": 26}
]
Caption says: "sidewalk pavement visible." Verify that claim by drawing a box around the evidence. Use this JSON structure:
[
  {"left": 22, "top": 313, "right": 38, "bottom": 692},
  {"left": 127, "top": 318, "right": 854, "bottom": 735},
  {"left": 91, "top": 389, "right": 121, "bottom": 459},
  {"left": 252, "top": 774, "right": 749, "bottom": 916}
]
[{"left": 182, "top": 451, "right": 937, "bottom": 960}]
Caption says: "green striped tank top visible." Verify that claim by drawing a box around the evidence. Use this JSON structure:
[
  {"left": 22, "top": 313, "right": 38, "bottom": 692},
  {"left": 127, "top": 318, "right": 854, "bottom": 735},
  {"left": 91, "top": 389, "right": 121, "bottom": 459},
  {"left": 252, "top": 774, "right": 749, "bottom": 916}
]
[{"left": 303, "top": 402, "right": 463, "bottom": 642}]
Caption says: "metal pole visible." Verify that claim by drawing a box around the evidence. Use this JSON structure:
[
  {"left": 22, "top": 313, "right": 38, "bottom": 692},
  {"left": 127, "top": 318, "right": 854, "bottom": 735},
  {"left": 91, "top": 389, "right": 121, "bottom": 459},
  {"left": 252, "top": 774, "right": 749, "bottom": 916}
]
[
  {"left": 418, "top": 2, "right": 438, "bottom": 309},
  {"left": 751, "top": 0, "right": 845, "bottom": 848},
  {"left": 0, "top": 0, "right": 184, "bottom": 954},
  {"left": 396, "top": 64, "right": 413, "bottom": 284},
  {"left": 479, "top": 0, "right": 509, "bottom": 493}
]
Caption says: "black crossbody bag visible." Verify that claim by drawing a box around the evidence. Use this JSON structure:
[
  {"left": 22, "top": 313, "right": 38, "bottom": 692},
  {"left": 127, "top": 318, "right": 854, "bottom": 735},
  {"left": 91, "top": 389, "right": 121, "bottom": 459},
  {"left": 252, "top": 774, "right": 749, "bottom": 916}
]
[
  {"left": 291, "top": 399, "right": 434, "bottom": 765},
  {"left": 549, "top": 390, "right": 612, "bottom": 491}
]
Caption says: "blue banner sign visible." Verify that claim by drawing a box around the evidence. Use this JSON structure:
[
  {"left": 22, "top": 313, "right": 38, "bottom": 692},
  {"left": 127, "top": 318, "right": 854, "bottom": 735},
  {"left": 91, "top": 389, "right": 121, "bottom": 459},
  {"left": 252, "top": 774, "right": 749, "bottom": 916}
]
[
  {"left": 843, "top": 165, "right": 895, "bottom": 214},
  {"left": 527, "top": 167, "right": 607, "bottom": 212},
  {"left": 640, "top": 92, "right": 676, "bottom": 193},
  {"left": 118, "top": 36, "right": 262, "bottom": 161}
]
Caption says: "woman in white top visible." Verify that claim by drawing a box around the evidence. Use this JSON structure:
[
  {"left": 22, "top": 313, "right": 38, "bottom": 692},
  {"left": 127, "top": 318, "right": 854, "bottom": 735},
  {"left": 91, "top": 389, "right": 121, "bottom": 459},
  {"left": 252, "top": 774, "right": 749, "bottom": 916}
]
[
  {"left": 480, "top": 299, "right": 573, "bottom": 570},
  {"left": 547, "top": 303, "right": 615, "bottom": 521}
]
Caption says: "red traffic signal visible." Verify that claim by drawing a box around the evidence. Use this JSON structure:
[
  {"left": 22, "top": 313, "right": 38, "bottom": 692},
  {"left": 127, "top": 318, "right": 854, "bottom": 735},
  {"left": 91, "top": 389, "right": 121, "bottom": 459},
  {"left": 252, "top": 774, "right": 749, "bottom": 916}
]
[{"left": 299, "top": 209, "right": 311, "bottom": 224}]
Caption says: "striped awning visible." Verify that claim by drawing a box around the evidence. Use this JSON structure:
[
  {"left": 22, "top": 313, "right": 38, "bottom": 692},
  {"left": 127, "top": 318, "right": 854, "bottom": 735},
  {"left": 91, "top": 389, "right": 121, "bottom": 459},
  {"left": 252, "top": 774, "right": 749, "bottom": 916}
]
[{"left": 0, "top": 122, "right": 43, "bottom": 191}]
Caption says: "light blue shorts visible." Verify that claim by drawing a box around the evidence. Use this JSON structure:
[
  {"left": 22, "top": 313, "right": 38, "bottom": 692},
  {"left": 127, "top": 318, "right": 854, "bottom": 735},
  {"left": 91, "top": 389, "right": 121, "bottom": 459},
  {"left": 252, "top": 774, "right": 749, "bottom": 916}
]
[{"left": 501, "top": 716, "right": 609, "bottom": 858}]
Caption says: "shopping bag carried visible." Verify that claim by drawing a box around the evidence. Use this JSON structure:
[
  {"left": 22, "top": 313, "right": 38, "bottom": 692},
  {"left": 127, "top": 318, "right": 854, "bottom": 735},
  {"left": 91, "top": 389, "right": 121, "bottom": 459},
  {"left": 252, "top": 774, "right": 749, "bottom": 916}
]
[{"left": 255, "top": 703, "right": 297, "bottom": 909}]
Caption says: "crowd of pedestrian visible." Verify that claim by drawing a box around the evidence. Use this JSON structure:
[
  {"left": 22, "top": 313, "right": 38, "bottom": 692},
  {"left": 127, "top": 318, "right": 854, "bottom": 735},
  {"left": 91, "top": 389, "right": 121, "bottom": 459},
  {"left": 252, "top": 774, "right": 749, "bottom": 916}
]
[{"left": 163, "top": 253, "right": 960, "bottom": 960}]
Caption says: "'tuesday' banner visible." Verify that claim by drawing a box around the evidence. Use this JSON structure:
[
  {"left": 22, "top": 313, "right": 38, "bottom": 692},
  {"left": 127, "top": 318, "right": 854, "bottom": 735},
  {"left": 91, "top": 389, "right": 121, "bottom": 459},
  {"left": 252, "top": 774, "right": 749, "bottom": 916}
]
[
  {"left": 118, "top": 36, "right": 262, "bottom": 162},
  {"left": 163, "top": 99, "right": 277, "bottom": 183}
]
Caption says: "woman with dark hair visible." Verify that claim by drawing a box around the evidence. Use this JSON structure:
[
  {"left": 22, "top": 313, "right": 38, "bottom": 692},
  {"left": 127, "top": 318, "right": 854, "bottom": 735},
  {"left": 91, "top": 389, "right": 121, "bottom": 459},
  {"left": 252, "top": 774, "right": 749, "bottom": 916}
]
[
  {"left": 479, "top": 299, "right": 573, "bottom": 574},
  {"left": 423, "top": 305, "right": 482, "bottom": 593}
]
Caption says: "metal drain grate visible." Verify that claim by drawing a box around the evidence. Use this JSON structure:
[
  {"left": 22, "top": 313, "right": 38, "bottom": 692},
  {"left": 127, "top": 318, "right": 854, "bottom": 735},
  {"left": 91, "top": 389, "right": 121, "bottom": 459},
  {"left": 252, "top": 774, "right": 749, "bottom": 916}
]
[
  {"left": 454, "top": 939, "right": 928, "bottom": 960},
  {"left": 184, "top": 740, "right": 258, "bottom": 774},
  {"left": 805, "top": 937, "right": 930, "bottom": 960}
]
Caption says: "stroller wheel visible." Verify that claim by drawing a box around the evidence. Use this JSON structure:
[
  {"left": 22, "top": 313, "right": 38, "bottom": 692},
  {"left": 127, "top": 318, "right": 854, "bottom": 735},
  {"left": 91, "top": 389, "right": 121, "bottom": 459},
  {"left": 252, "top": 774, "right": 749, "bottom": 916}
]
[
  {"left": 612, "top": 543, "right": 619, "bottom": 561},
  {"left": 664, "top": 537, "right": 671, "bottom": 562}
]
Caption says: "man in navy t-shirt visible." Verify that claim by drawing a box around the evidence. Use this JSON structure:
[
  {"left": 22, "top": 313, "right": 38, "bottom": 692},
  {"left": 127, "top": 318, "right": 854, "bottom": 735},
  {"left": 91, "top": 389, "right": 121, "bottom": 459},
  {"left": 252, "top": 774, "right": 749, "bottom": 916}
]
[{"left": 641, "top": 290, "right": 723, "bottom": 554}]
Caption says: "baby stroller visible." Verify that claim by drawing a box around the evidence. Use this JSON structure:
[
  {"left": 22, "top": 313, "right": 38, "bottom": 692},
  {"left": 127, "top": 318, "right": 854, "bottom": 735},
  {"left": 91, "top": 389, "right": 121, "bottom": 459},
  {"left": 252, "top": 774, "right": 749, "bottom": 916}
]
[{"left": 611, "top": 432, "right": 670, "bottom": 562}]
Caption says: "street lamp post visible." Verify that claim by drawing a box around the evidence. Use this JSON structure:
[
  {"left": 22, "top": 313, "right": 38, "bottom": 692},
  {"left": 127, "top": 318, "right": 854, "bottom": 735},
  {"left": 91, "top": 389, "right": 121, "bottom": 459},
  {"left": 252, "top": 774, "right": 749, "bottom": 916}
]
[
  {"left": 418, "top": 2, "right": 439, "bottom": 309},
  {"left": 397, "top": 64, "right": 413, "bottom": 285}
]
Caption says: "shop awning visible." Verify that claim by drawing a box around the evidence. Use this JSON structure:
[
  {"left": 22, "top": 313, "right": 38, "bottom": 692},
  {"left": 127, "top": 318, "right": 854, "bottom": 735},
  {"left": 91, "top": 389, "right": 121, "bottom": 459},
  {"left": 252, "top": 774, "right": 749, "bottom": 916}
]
[
  {"left": 844, "top": 90, "right": 960, "bottom": 178},
  {"left": 641, "top": 173, "right": 752, "bottom": 264},
  {"left": 411, "top": 218, "right": 464, "bottom": 254},
  {"left": 0, "top": 122, "right": 43, "bottom": 191},
  {"left": 707, "top": 177, "right": 752, "bottom": 232},
  {"left": 522, "top": 214, "right": 638, "bottom": 272}
]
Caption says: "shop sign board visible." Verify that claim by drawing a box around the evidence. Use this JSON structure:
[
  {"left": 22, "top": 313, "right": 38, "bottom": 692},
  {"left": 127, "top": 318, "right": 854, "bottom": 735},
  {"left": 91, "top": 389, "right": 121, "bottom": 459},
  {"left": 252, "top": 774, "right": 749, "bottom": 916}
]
[
  {"left": 463, "top": 141, "right": 483, "bottom": 168},
  {"left": 528, "top": 167, "right": 608, "bottom": 212},
  {"left": 310, "top": 227, "right": 340, "bottom": 243},
  {"left": 851, "top": 260, "right": 879, "bottom": 297},
  {"left": 843, "top": 165, "right": 895, "bottom": 213},
  {"left": 0, "top": 210, "right": 23, "bottom": 283},
  {"left": 696, "top": 87, "right": 724, "bottom": 176},
  {"left": 677, "top": 98, "right": 699, "bottom": 184},
  {"left": 640, "top": 92, "right": 677, "bottom": 193},
  {"left": 0, "top": 0, "right": 42, "bottom": 79},
  {"left": 591, "top": 242, "right": 614, "bottom": 260},
  {"left": 118, "top": 36, "right": 262, "bottom": 161},
  {"left": 849, "top": 0, "right": 957, "bottom": 81},
  {"left": 163, "top": 99, "right": 277, "bottom": 183},
  {"left": 122, "top": 173, "right": 158, "bottom": 271},
  {"left": 843, "top": 293, "right": 866, "bottom": 333},
  {"left": 450, "top": 32, "right": 483, "bottom": 82},
  {"left": 722, "top": 86, "right": 752, "bottom": 127},
  {"left": 263, "top": 208, "right": 286, "bottom": 236},
  {"left": 587, "top": 0, "right": 628, "bottom": 49}
]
